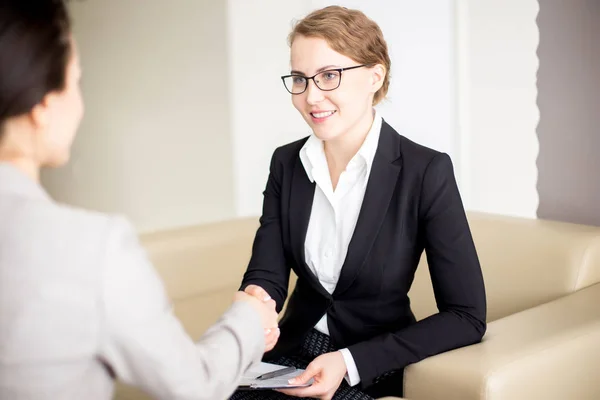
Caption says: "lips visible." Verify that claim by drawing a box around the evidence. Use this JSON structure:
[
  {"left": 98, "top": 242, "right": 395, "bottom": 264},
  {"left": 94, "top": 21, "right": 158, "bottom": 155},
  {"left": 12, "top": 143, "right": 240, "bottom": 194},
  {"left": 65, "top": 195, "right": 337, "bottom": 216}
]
[{"left": 310, "top": 110, "right": 335, "bottom": 118}]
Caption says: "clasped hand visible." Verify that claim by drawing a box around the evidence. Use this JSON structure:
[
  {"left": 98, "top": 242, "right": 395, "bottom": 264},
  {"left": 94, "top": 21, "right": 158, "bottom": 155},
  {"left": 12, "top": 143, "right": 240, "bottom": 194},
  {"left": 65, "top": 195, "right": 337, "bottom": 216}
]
[
  {"left": 239, "top": 285, "right": 348, "bottom": 399},
  {"left": 237, "top": 284, "right": 280, "bottom": 351}
]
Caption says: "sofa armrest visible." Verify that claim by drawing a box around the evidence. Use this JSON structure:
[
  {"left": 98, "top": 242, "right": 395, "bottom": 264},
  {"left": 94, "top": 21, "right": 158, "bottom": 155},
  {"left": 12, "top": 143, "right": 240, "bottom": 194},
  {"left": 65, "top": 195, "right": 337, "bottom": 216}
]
[{"left": 404, "top": 283, "right": 600, "bottom": 400}]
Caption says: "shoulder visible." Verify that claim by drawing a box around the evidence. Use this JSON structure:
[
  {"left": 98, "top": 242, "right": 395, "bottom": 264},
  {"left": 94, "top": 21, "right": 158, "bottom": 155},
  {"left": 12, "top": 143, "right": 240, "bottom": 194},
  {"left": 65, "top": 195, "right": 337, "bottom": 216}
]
[
  {"left": 399, "top": 135, "right": 450, "bottom": 171},
  {"left": 12, "top": 199, "right": 112, "bottom": 237},
  {"left": 404, "top": 136, "right": 453, "bottom": 178},
  {"left": 381, "top": 121, "right": 454, "bottom": 176},
  {"left": 14, "top": 199, "right": 136, "bottom": 263},
  {"left": 273, "top": 136, "right": 309, "bottom": 159},
  {"left": 45, "top": 205, "right": 144, "bottom": 289},
  {"left": 0, "top": 199, "right": 140, "bottom": 301},
  {"left": 51, "top": 202, "right": 131, "bottom": 241},
  {"left": 262, "top": 136, "right": 310, "bottom": 177},
  {"left": 54, "top": 205, "right": 137, "bottom": 257}
]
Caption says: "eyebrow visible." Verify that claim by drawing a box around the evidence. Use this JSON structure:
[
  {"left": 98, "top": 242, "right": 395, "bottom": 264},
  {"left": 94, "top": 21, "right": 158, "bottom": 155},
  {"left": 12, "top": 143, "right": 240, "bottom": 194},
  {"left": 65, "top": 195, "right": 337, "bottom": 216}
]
[{"left": 290, "top": 65, "right": 340, "bottom": 76}]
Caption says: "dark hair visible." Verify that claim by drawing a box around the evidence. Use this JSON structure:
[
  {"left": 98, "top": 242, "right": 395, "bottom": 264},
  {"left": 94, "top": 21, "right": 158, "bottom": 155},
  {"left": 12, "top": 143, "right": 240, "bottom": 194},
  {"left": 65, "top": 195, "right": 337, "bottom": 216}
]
[{"left": 0, "top": 0, "right": 72, "bottom": 137}]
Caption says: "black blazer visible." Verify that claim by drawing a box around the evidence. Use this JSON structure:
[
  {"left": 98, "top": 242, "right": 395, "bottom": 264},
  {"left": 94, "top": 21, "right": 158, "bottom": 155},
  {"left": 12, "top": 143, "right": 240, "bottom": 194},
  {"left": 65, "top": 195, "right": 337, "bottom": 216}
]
[{"left": 240, "top": 120, "right": 486, "bottom": 389}]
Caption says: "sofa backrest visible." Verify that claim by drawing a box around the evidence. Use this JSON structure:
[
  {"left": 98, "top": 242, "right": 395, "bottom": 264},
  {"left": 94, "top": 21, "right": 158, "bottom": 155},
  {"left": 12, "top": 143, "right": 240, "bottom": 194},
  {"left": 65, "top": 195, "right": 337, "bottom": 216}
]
[
  {"left": 408, "top": 212, "right": 600, "bottom": 322},
  {"left": 139, "top": 212, "right": 600, "bottom": 329},
  {"left": 140, "top": 218, "right": 259, "bottom": 302}
]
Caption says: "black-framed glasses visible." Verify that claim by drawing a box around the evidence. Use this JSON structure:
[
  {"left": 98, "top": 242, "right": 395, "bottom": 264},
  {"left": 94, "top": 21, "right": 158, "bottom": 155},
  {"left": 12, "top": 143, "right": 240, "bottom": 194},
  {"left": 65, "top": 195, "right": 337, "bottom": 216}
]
[{"left": 281, "top": 64, "right": 371, "bottom": 95}]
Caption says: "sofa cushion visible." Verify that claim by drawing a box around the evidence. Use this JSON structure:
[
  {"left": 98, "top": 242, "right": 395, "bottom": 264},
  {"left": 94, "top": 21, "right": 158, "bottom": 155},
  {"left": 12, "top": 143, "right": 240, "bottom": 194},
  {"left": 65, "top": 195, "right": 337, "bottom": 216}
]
[
  {"left": 404, "top": 283, "right": 600, "bottom": 400},
  {"left": 574, "top": 236, "right": 600, "bottom": 290}
]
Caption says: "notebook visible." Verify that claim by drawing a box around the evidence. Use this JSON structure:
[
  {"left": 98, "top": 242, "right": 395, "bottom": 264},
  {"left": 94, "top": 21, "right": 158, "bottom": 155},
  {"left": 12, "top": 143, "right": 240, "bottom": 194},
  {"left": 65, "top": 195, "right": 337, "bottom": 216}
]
[{"left": 238, "top": 362, "right": 314, "bottom": 390}]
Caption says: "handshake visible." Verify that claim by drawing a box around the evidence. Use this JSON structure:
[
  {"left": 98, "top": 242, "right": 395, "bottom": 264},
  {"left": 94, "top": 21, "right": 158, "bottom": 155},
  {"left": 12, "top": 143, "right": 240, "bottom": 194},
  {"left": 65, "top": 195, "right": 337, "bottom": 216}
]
[{"left": 234, "top": 285, "right": 280, "bottom": 352}]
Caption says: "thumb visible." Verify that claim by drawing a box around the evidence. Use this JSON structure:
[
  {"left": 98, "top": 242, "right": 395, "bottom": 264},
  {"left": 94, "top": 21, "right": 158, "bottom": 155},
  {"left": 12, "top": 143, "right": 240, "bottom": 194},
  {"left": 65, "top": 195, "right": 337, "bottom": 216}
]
[
  {"left": 289, "top": 363, "right": 319, "bottom": 384},
  {"left": 246, "top": 285, "right": 272, "bottom": 302}
]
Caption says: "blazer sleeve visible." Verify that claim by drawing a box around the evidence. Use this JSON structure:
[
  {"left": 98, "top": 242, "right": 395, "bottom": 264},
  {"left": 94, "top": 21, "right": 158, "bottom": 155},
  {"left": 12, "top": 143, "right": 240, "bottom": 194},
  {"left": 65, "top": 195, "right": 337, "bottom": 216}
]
[
  {"left": 98, "top": 216, "right": 265, "bottom": 400},
  {"left": 348, "top": 152, "right": 487, "bottom": 388},
  {"left": 240, "top": 150, "right": 291, "bottom": 311}
]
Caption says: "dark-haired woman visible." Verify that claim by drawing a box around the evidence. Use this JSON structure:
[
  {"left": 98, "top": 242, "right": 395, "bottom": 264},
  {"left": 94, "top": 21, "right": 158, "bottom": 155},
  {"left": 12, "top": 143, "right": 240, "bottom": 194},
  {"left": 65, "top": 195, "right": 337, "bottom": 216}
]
[{"left": 0, "top": 1, "right": 278, "bottom": 399}]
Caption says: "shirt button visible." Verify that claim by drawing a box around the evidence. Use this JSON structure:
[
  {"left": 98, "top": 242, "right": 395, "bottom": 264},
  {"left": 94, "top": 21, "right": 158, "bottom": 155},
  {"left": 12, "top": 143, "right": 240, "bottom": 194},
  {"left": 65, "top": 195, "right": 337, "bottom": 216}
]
[{"left": 325, "top": 249, "right": 333, "bottom": 258}]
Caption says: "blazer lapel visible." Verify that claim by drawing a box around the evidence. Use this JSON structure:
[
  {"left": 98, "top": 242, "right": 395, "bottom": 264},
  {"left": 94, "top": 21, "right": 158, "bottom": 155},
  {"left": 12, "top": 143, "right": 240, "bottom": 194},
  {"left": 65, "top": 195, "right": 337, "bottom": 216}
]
[
  {"left": 333, "top": 121, "right": 403, "bottom": 297},
  {"left": 288, "top": 155, "right": 330, "bottom": 295}
]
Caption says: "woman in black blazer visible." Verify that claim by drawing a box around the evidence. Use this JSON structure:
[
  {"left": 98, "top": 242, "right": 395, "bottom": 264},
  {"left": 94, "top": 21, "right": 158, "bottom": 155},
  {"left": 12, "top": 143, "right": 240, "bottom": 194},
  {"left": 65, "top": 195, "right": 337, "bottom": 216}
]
[{"left": 231, "top": 6, "right": 486, "bottom": 400}]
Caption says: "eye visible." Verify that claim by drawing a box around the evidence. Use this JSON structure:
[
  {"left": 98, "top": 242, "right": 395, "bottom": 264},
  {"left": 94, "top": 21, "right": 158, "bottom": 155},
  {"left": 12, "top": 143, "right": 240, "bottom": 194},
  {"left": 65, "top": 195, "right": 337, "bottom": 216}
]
[
  {"left": 322, "top": 71, "right": 338, "bottom": 81},
  {"left": 292, "top": 76, "right": 306, "bottom": 85}
]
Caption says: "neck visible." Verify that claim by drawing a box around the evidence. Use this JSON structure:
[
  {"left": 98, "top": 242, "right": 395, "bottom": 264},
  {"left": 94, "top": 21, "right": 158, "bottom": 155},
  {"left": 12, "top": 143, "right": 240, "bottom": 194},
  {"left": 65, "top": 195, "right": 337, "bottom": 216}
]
[
  {"left": 324, "top": 108, "right": 375, "bottom": 171},
  {"left": 0, "top": 155, "right": 40, "bottom": 182},
  {"left": 0, "top": 124, "right": 42, "bottom": 182}
]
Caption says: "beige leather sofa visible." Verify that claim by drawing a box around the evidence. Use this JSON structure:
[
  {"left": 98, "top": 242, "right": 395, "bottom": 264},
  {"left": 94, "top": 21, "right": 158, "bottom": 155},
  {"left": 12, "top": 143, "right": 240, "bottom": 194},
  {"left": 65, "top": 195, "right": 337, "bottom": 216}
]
[{"left": 114, "top": 211, "right": 600, "bottom": 400}]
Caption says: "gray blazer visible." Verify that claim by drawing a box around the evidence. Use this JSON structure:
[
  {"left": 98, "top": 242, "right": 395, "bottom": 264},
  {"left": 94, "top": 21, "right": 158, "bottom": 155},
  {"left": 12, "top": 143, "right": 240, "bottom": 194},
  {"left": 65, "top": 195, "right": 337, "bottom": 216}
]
[{"left": 0, "top": 163, "right": 264, "bottom": 400}]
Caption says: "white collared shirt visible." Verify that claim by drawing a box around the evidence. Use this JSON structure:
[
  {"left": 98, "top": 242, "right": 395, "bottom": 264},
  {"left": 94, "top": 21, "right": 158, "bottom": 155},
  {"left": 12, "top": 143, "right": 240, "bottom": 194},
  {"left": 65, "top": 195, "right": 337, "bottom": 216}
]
[{"left": 299, "top": 110, "right": 382, "bottom": 387}]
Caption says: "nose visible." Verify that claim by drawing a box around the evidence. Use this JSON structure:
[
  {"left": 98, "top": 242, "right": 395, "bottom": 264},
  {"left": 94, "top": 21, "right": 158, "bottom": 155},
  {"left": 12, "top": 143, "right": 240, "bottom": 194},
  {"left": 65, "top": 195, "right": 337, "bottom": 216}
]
[{"left": 305, "top": 79, "right": 324, "bottom": 105}]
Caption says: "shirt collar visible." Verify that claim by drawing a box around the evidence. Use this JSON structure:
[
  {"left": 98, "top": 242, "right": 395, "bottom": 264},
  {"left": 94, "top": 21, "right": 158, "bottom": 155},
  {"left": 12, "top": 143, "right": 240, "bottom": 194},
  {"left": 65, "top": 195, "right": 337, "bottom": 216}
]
[{"left": 300, "top": 110, "right": 382, "bottom": 183}]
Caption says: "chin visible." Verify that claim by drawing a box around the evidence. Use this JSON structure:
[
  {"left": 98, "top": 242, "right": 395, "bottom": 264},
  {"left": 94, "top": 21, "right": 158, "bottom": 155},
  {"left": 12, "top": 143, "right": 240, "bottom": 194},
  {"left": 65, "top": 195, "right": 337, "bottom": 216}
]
[
  {"left": 45, "top": 153, "right": 71, "bottom": 168},
  {"left": 311, "top": 126, "right": 343, "bottom": 142}
]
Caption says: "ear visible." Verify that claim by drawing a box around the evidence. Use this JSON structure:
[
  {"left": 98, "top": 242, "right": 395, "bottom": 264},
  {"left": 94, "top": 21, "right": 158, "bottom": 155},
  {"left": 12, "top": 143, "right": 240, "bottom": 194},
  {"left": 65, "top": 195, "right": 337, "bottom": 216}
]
[
  {"left": 28, "top": 94, "right": 55, "bottom": 131},
  {"left": 369, "top": 64, "right": 386, "bottom": 94}
]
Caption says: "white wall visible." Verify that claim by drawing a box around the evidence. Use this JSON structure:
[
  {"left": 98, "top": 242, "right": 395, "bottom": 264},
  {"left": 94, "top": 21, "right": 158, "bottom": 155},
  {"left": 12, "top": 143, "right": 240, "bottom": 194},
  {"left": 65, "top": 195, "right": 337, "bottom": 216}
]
[
  {"left": 317, "top": 0, "right": 457, "bottom": 157},
  {"left": 43, "top": 1, "right": 542, "bottom": 232},
  {"left": 230, "top": 0, "right": 542, "bottom": 219},
  {"left": 230, "top": 0, "right": 458, "bottom": 217},
  {"left": 42, "top": 0, "right": 235, "bottom": 233},
  {"left": 227, "top": 0, "right": 313, "bottom": 217},
  {"left": 456, "top": 0, "right": 540, "bottom": 218}
]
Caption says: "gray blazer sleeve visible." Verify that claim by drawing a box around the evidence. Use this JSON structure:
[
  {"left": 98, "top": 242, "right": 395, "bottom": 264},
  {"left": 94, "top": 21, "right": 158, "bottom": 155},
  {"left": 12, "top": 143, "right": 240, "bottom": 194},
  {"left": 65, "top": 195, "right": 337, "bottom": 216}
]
[{"left": 98, "top": 217, "right": 265, "bottom": 400}]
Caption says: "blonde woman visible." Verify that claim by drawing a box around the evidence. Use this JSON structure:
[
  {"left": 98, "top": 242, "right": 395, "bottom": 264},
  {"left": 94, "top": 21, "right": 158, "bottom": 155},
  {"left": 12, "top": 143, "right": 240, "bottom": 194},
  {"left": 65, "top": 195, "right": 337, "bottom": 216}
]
[{"left": 235, "top": 6, "right": 486, "bottom": 400}]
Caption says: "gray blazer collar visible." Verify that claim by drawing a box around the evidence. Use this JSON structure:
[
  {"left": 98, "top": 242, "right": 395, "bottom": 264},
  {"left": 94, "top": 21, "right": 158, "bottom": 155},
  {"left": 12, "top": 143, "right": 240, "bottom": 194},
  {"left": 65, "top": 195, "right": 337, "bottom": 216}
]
[{"left": 0, "top": 163, "right": 50, "bottom": 201}]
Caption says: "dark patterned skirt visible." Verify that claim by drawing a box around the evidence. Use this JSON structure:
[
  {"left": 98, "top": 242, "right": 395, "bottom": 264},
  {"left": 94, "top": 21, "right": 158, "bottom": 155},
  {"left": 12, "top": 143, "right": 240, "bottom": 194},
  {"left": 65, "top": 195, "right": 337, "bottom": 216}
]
[{"left": 229, "top": 329, "right": 375, "bottom": 400}]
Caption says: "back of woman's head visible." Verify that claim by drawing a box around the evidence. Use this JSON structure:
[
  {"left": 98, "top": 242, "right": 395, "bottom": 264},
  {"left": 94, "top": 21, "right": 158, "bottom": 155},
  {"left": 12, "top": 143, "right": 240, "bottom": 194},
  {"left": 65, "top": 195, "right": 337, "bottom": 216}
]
[
  {"left": 289, "top": 5, "right": 391, "bottom": 105},
  {"left": 0, "top": 0, "right": 72, "bottom": 136}
]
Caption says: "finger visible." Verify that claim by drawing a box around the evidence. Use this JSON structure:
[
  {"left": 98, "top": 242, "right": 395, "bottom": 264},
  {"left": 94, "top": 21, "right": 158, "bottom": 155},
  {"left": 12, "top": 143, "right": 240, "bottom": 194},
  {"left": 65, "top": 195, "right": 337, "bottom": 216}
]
[
  {"left": 264, "top": 340, "right": 276, "bottom": 352},
  {"left": 265, "top": 298, "right": 277, "bottom": 310},
  {"left": 245, "top": 285, "right": 271, "bottom": 301},
  {"left": 297, "top": 382, "right": 329, "bottom": 398},
  {"left": 255, "top": 285, "right": 271, "bottom": 301},
  {"left": 265, "top": 327, "right": 279, "bottom": 339},
  {"left": 289, "top": 363, "right": 319, "bottom": 385},
  {"left": 264, "top": 328, "right": 280, "bottom": 351},
  {"left": 277, "top": 381, "right": 325, "bottom": 397}
]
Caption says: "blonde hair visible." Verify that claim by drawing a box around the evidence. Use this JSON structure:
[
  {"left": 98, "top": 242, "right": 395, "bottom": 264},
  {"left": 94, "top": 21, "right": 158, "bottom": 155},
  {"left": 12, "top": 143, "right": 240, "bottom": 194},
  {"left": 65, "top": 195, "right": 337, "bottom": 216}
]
[{"left": 289, "top": 6, "right": 391, "bottom": 105}]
